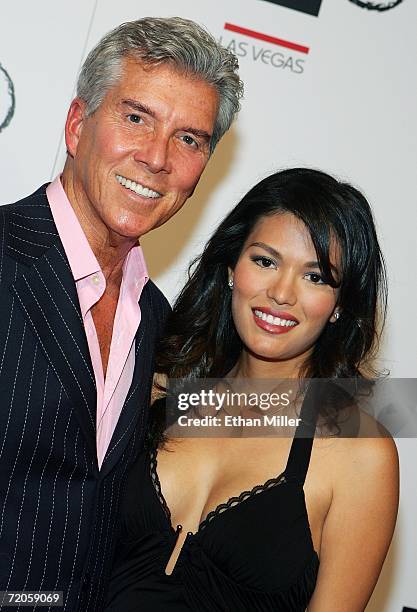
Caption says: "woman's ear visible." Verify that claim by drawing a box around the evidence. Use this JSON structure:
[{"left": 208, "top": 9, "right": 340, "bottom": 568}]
[
  {"left": 330, "top": 309, "right": 341, "bottom": 323},
  {"left": 227, "top": 267, "right": 234, "bottom": 289}
]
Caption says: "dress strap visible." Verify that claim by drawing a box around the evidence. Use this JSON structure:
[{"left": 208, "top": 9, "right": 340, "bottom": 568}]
[{"left": 285, "top": 381, "right": 322, "bottom": 485}]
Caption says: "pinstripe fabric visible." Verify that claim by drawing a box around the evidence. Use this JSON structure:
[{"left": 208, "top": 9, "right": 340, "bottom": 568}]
[{"left": 0, "top": 185, "right": 171, "bottom": 611}]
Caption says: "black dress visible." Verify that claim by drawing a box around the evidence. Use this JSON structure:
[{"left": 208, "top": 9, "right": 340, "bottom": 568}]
[{"left": 106, "top": 392, "right": 320, "bottom": 611}]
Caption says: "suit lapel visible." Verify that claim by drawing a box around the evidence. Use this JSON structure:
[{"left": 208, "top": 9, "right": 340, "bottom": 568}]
[
  {"left": 100, "top": 284, "right": 156, "bottom": 477},
  {"left": 8, "top": 186, "right": 159, "bottom": 474},
  {"left": 8, "top": 187, "right": 97, "bottom": 461}
]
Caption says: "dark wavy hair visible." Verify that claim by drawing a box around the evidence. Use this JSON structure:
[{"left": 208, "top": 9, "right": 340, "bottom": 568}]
[{"left": 156, "top": 168, "right": 387, "bottom": 383}]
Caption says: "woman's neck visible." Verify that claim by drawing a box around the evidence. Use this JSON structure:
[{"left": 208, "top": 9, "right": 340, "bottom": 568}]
[{"left": 230, "top": 349, "right": 308, "bottom": 380}]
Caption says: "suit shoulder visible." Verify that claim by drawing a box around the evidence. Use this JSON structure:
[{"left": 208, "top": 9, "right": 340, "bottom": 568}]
[
  {"left": 1, "top": 184, "right": 50, "bottom": 214},
  {"left": 0, "top": 184, "right": 51, "bottom": 253},
  {"left": 144, "top": 279, "right": 172, "bottom": 327}
]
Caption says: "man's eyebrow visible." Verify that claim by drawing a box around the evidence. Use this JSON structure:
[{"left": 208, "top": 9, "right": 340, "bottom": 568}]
[
  {"left": 122, "top": 99, "right": 155, "bottom": 117},
  {"left": 249, "top": 242, "right": 338, "bottom": 273},
  {"left": 181, "top": 127, "right": 211, "bottom": 142}
]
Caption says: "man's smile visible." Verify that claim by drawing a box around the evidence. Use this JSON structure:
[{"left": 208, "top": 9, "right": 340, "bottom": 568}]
[{"left": 116, "top": 173, "right": 162, "bottom": 199}]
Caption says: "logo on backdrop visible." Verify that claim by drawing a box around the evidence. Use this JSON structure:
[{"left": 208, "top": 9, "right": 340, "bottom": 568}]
[
  {"left": 347, "top": 0, "right": 404, "bottom": 11},
  {"left": 219, "top": 23, "right": 308, "bottom": 75},
  {"left": 260, "top": 0, "right": 323, "bottom": 17},
  {"left": 0, "top": 62, "right": 15, "bottom": 133}
]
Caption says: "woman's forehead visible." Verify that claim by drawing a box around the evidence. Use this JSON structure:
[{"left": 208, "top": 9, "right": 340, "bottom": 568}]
[{"left": 244, "top": 212, "right": 341, "bottom": 269}]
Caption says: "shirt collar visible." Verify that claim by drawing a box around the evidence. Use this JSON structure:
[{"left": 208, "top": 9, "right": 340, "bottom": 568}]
[
  {"left": 46, "top": 175, "right": 149, "bottom": 287},
  {"left": 46, "top": 175, "right": 100, "bottom": 281}
]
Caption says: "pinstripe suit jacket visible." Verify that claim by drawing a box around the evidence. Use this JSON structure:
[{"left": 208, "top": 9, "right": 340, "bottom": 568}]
[{"left": 0, "top": 185, "right": 171, "bottom": 611}]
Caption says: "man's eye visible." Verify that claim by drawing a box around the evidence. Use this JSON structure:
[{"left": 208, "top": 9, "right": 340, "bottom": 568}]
[
  {"left": 181, "top": 134, "right": 198, "bottom": 148},
  {"left": 127, "top": 114, "right": 142, "bottom": 124},
  {"left": 305, "top": 272, "right": 325, "bottom": 284},
  {"left": 251, "top": 256, "right": 275, "bottom": 268}
]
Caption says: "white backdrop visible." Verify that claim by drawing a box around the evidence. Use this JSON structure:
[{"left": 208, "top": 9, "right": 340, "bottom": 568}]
[{"left": 1, "top": 0, "right": 416, "bottom": 609}]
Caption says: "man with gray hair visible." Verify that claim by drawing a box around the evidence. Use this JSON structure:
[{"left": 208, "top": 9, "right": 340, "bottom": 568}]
[{"left": 0, "top": 16, "right": 242, "bottom": 611}]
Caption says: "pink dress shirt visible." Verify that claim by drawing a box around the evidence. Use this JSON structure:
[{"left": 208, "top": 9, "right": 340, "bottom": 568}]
[{"left": 46, "top": 176, "right": 148, "bottom": 468}]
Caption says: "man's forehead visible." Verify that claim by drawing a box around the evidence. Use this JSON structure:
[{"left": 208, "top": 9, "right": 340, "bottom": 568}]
[{"left": 106, "top": 56, "right": 219, "bottom": 128}]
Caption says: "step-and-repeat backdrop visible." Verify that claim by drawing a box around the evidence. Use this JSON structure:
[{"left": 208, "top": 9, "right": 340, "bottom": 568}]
[{"left": 1, "top": 1, "right": 416, "bottom": 609}]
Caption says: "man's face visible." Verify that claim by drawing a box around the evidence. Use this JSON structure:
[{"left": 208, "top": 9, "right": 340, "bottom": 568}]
[{"left": 65, "top": 57, "right": 219, "bottom": 242}]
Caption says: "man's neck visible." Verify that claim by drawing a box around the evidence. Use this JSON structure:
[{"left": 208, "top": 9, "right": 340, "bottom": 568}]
[{"left": 61, "top": 160, "right": 138, "bottom": 283}]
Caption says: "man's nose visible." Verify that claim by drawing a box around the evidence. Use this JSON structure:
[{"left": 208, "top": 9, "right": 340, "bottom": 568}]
[
  {"left": 266, "top": 271, "right": 297, "bottom": 306},
  {"left": 133, "top": 132, "right": 171, "bottom": 174}
]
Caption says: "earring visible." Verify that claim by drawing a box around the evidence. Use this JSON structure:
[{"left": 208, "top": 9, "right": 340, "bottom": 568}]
[
  {"left": 228, "top": 278, "right": 234, "bottom": 289},
  {"left": 333, "top": 312, "right": 340, "bottom": 321}
]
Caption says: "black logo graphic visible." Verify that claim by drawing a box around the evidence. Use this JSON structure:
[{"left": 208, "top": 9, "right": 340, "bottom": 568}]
[
  {"left": 348, "top": 0, "right": 404, "bottom": 11},
  {"left": 260, "top": 0, "right": 322, "bottom": 17},
  {"left": 0, "top": 62, "right": 15, "bottom": 133}
]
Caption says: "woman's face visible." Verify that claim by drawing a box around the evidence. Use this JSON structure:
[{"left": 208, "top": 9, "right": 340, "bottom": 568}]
[{"left": 230, "top": 212, "right": 340, "bottom": 368}]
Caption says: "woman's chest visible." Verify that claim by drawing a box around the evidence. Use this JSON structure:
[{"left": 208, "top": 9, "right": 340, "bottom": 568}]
[{"left": 154, "top": 438, "right": 333, "bottom": 553}]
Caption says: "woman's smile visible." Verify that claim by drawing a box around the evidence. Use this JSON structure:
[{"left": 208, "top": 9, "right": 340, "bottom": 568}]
[{"left": 252, "top": 307, "right": 299, "bottom": 334}]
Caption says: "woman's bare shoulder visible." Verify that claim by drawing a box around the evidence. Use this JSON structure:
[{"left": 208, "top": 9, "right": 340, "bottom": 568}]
[
  {"left": 307, "top": 413, "right": 399, "bottom": 611},
  {"left": 314, "top": 410, "right": 398, "bottom": 476}
]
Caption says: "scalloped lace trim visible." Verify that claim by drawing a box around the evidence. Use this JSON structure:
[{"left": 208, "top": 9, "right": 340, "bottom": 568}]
[
  {"left": 198, "top": 472, "right": 287, "bottom": 531},
  {"left": 149, "top": 449, "right": 171, "bottom": 521}
]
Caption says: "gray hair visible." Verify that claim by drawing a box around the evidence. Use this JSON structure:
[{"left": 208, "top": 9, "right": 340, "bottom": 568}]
[{"left": 77, "top": 16, "right": 243, "bottom": 153}]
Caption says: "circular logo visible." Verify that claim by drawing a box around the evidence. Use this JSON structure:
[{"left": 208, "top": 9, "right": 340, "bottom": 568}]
[
  {"left": 348, "top": 0, "right": 404, "bottom": 10},
  {"left": 0, "top": 62, "right": 15, "bottom": 133}
]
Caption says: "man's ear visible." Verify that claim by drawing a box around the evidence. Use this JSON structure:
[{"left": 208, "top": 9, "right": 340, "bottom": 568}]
[{"left": 64, "top": 97, "right": 87, "bottom": 158}]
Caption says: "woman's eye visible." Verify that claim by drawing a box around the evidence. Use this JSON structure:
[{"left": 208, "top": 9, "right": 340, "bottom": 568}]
[
  {"left": 128, "top": 114, "right": 143, "bottom": 124},
  {"left": 252, "top": 256, "right": 275, "bottom": 269},
  {"left": 305, "top": 272, "right": 325, "bottom": 284}
]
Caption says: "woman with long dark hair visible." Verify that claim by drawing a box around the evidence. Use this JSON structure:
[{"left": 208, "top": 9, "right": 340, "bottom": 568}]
[{"left": 106, "top": 168, "right": 399, "bottom": 611}]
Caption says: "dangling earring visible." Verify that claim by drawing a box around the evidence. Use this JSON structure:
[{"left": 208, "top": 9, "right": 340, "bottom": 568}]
[
  {"left": 228, "top": 278, "right": 234, "bottom": 289},
  {"left": 333, "top": 312, "right": 340, "bottom": 321}
]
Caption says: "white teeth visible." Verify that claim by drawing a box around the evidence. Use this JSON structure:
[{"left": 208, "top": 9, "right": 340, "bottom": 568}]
[
  {"left": 116, "top": 174, "right": 161, "bottom": 199},
  {"left": 253, "top": 310, "right": 297, "bottom": 328}
]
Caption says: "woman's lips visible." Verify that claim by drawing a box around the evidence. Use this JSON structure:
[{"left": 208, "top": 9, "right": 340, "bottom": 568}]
[{"left": 252, "top": 308, "right": 299, "bottom": 335}]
